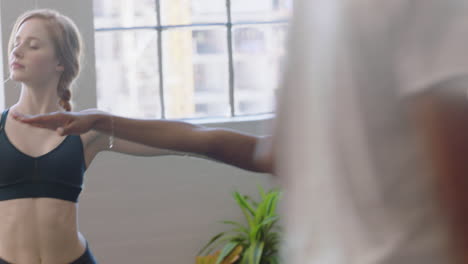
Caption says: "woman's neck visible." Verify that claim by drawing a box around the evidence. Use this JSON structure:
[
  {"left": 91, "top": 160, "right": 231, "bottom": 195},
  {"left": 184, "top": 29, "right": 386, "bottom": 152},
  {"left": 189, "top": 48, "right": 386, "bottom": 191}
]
[{"left": 12, "top": 84, "right": 63, "bottom": 115}]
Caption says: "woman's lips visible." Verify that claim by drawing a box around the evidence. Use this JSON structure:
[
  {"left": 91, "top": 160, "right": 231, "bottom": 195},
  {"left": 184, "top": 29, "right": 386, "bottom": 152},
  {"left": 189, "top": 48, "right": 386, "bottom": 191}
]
[{"left": 11, "top": 62, "right": 25, "bottom": 70}]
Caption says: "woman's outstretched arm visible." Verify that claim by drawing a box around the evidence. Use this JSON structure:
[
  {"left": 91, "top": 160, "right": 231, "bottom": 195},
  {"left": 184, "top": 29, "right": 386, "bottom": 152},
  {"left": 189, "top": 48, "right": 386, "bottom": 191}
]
[{"left": 13, "top": 109, "right": 274, "bottom": 173}]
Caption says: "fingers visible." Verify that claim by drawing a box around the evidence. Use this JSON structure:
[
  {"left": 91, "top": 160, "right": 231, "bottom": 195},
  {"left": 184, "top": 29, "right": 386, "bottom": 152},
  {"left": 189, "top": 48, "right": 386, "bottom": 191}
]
[
  {"left": 59, "top": 123, "right": 74, "bottom": 135},
  {"left": 12, "top": 111, "right": 46, "bottom": 123},
  {"left": 56, "top": 127, "right": 66, "bottom": 136},
  {"left": 11, "top": 111, "right": 85, "bottom": 136},
  {"left": 12, "top": 111, "right": 64, "bottom": 127},
  {"left": 57, "top": 126, "right": 76, "bottom": 136},
  {"left": 11, "top": 112, "right": 48, "bottom": 129},
  {"left": 11, "top": 111, "right": 71, "bottom": 135},
  {"left": 11, "top": 111, "right": 30, "bottom": 121}
]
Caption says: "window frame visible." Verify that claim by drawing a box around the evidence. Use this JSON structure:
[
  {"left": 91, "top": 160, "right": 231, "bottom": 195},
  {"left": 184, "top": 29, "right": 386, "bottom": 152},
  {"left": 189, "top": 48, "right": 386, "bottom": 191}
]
[{"left": 94, "top": 0, "right": 289, "bottom": 119}]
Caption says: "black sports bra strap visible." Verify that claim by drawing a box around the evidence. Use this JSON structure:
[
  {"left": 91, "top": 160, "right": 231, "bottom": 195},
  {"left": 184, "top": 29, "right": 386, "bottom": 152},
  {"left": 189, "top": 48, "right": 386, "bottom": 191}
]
[{"left": 0, "top": 109, "right": 9, "bottom": 131}]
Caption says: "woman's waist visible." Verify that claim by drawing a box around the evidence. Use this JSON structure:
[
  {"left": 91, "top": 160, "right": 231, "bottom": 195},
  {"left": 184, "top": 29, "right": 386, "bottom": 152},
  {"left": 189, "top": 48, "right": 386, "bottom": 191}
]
[
  {"left": 0, "top": 197, "right": 78, "bottom": 221},
  {"left": 0, "top": 197, "right": 80, "bottom": 246},
  {"left": 0, "top": 226, "right": 86, "bottom": 264},
  {"left": 0, "top": 218, "right": 80, "bottom": 247}
]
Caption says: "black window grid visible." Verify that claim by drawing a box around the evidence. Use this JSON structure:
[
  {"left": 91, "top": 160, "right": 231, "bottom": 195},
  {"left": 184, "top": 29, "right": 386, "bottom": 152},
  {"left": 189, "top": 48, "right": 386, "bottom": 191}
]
[{"left": 95, "top": 0, "right": 289, "bottom": 119}]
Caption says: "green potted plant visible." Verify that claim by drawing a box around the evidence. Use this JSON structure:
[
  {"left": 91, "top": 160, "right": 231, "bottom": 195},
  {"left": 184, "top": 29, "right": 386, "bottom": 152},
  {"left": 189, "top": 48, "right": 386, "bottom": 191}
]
[{"left": 197, "top": 186, "right": 282, "bottom": 264}]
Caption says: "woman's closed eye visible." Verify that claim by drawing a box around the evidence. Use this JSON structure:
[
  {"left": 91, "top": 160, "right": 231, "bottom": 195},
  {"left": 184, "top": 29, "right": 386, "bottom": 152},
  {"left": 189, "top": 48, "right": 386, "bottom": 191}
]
[{"left": 29, "top": 41, "right": 39, "bottom": 49}]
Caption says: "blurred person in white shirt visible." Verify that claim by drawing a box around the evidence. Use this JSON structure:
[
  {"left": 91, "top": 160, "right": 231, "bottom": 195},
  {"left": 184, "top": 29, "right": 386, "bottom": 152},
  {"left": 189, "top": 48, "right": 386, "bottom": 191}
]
[{"left": 276, "top": 0, "right": 468, "bottom": 263}]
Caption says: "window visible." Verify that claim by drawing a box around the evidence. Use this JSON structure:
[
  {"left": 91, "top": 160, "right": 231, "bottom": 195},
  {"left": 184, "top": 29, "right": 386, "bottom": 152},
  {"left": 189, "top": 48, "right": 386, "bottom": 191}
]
[{"left": 94, "top": 0, "right": 291, "bottom": 119}]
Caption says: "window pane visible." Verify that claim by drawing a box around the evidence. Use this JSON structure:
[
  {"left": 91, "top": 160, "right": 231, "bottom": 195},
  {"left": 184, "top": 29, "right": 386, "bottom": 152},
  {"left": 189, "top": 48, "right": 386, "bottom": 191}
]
[
  {"left": 233, "top": 25, "right": 288, "bottom": 115},
  {"left": 94, "top": 0, "right": 156, "bottom": 28},
  {"left": 231, "top": 0, "right": 292, "bottom": 22},
  {"left": 163, "top": 28, "right": 229, "bottom": 119},
  {"left": 95, "top": 30, "right": 161, "bottom": 118},
  {"left": 160, "top": 0, "right": 226, "bottom": 25}
]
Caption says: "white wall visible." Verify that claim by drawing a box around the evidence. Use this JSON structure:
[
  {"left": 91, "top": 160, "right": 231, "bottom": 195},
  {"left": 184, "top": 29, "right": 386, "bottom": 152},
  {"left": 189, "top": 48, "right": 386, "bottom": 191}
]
[
  {"left": 0, "top": 1, "right": 276, "bottom": 263},
  {"left": 83, "top": 119, "right": 274, "bottom": 263}
]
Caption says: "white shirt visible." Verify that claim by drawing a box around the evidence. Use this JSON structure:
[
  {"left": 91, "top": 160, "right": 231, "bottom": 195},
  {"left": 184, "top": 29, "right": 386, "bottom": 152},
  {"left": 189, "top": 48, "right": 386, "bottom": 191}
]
[{"left": 278, "top": 1, "right": 468, "bottom": 263}]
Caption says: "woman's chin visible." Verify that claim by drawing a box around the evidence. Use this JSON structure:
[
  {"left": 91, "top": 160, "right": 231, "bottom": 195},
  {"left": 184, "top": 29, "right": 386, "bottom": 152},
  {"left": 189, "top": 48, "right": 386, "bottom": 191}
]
[{"left": 10, "top": 74, "right": 26, "bottom": 83}]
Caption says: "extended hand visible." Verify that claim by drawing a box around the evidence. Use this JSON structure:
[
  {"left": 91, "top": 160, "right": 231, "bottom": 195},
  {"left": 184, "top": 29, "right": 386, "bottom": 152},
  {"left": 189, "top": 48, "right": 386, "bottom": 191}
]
[{"left": 12, "top": 109, "right": 101, "bottom": 136}]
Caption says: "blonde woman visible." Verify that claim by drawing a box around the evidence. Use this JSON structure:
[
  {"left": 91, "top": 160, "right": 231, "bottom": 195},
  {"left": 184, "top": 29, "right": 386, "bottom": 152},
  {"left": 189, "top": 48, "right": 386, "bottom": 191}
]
[{"left": 1, "top": 8, "right": 272, "bottom": 264}]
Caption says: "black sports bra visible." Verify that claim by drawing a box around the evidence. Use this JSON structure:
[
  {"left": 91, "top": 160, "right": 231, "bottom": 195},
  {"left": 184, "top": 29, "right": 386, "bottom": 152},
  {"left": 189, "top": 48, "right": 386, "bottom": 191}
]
[{"left": 0, "top": 109, "right": 86, "bottom": 203}]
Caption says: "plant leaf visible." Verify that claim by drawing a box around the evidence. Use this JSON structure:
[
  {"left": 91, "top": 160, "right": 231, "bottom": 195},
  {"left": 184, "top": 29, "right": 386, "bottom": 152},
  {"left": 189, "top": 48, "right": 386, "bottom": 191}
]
[
  {"left": 265, "top": 191, "right": 280, "bottom": 218},
  {"left": 254, "top": 198, "right": 268, "bottom": 226},
  {"left": 251, "top": 242, "right": 265, "bottom": 264},
  {"left": 233, "top": 192, "right": 255, "bottom": 229},
  {"left": 240, "top": 241, "right": 264, "bottom": 264},
  {"left": 264, "top": 255, "right": 280, "bottom": 264},
  {"left": 204, "top": 234, "right": 248, "bottom": 256},
  {"left": 200, "top": 188, "right": 282, "bottom": 264},
  {"left": 196, "top": 254, "right": 216, "bottom": 264},
  {"left": 244, "top": 195, "right": 259, "bottom": 208},
  {"left": 254, "top": 190, "right": 280, "bottom": 228},
  {"left": 258, "top": 216, "right": 279, "bottom": 230},
  {"left": 215, "top": 242, "right": 239, "bottom": 264},
  {"left": 226, "top": 245, "right": 243, "bottom": 263},
  {"left": 198, "top": 232, "right": 226, "bottom": 256},
  {"left": 233, "top": 192, "right": 255, "bottom": 216},
  {"left": 221, "top": 220, "right": 249, "bottom": 235},
  {"left": 257, "top": 185, "right": 266, "bottom": 200}
]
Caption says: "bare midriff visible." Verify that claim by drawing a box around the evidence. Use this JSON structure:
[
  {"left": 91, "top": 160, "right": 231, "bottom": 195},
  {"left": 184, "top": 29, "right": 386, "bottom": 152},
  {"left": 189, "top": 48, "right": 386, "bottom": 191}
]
[{"left": 0, "top": 198, "right": 86, "bottom": 264}]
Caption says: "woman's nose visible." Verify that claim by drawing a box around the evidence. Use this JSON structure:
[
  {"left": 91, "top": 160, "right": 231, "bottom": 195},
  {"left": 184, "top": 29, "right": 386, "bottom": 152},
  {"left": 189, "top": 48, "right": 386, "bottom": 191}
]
[{"left": 12, "top": 46, "right": 23, "bottom": 59}]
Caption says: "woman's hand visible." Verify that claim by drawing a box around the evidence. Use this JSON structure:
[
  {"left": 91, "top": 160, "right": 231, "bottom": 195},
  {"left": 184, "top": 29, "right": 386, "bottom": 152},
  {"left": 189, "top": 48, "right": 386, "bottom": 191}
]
[{"left": 12, "top": 109, "right": 103, "bottom": 136}]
